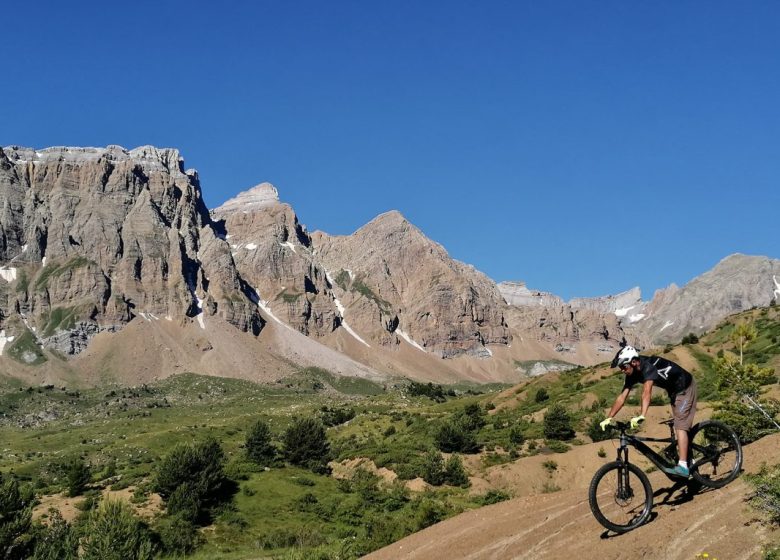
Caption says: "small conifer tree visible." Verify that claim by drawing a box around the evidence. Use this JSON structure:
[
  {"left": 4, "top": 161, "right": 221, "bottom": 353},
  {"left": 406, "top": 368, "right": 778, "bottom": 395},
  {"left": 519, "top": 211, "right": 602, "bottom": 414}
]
[
  {"left": 282, "top": 417, "right": 331, "bottom": 473},
  {"left": 245, "top": 419, "right": 277, "bottom": 466},
  {"left": 543, "top": 404, "right": 575, "bottom": 440},
  {"left": 80, "top": 499, "right": 153, "bottom": 560}
]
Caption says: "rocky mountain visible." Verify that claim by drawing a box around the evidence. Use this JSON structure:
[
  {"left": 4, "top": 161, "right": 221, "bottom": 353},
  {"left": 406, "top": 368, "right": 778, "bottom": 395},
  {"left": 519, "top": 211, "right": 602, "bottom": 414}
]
[
  {"left": 0, "top": 146, "right": 262, "bottom": 358},
  {"left": 311, "top": 210, "right": 512, "bottom": 358},
  {"left": 214, "top": 184, "right": 511, "bottom": 359},
  {"left": 498, "top": 282, "right": 563, "bottom": 307},
  {"left": 638, "top": 254, "right": 780, "bottom": 343},
  {"left": 499, "top": 255, "right": 780, "bottom": 353},
  {"left": 1, "top": 145, "right": 777, "bottom": 387}
]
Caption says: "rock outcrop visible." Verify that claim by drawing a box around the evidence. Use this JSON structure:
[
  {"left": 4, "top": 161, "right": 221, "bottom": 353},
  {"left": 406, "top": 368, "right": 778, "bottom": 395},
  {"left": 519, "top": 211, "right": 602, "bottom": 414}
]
[
  {"left": 311, "top": 211, "right": 512, "bottom": 358},
  {"left": 218, "top": 189, "right": 512, "bottom": 359},
  {"left": 570, "top": 287, "right": 644, "bottom": 317},
  {"left": 0, "top": 145, "right": 262, "bottom": 357},
  {"left": 638, "top": 254, "right": 780, "bottom": 343},
  {"left": 498, "top": 282, "right": 564, "bottom": 307},
  {"left": 211, "top": 183, "right": 339, "bottom": 338}
]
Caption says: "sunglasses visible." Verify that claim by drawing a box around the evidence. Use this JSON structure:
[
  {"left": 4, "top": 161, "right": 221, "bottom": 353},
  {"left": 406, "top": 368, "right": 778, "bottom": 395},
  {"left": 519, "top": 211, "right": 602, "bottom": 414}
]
[{"left": 619, "top": 363, "right": 632, "bottom": 371}]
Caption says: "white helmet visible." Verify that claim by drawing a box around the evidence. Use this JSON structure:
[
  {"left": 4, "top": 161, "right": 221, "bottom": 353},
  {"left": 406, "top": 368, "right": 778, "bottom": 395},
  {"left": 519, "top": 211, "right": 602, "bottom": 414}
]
[{"left": 614, "top": 346, "right": 639, "bottom": 368}]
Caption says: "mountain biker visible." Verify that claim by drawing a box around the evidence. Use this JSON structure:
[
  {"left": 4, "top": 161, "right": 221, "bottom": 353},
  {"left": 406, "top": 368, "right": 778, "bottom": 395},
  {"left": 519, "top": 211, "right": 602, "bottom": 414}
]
[{"left": 600, "top": 346, "right": 697, "bottom": 477}]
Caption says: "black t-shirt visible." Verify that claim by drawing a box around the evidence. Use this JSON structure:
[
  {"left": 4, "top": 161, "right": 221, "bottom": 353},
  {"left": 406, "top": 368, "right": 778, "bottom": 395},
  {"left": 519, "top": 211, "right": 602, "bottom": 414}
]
[{"left": 622, "top": 355, "right": 693, "bottom": 402}]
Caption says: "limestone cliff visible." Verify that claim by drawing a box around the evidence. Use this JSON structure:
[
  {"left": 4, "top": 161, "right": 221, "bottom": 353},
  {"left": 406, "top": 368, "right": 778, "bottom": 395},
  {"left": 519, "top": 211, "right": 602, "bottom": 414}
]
[
  {"left": 312, "top": 211, "right": 512, "bottom": 358},
  {"left": 639, "top": 254, "right": 780, "bottom": 343},
  {"left": 0, "top": 145, "right": 262, "bottom": 359}
]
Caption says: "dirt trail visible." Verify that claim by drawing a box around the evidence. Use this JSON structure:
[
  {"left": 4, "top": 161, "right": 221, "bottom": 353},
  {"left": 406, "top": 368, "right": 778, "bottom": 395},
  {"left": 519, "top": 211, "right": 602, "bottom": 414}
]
[{"left": 365, "top": 433, "right": 780, "bottom": 560}]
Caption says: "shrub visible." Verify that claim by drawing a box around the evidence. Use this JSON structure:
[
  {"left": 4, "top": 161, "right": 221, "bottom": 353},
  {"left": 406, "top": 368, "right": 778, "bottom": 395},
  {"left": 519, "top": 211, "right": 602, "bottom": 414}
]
[
  {"left": 411, "top": 497, "right": 448, "bottom": 530},
  {"left": 746, "top": 463, "right": 780, "bottom": 524},
  {"left": 435, "top": 420, "right": 480, "bottom": 454},
  {"left": 509, "top": 425, "right": 525, "bottom": 445},
  {"left": 320, "top": 406, "right": 356, "bottom": 427},
  {"left": 80, "top": 499, "right": 153, "bottom": 560},
  {"left": 477, "top": 489, "right": 511, "bottom": 505},
  {"left": 543, "top": 404, "right": 575, "bottom": 440},
  {"left": 407, "top": 382, "right": 446, "bottom": 402},
  {"left": 714, "top": 400, "right": 780, "bottom": 443},
  {"left": 166, "top": 483, "right": 201, "bottom": 522},
  {"left": 245, "top": 419, "right": 277, "bottom": 466},
  {"left": 681, "top": 333, "right": 700, "bottom": 344},
  {"left": 587, "top": 416, "right": 613, "bottom": 443},
  {"left": 444, "top": 455, "right": 470, "bottom": 487},
  {"left": 155, "top": 514, "right": 200, "bottom": 555},
  {"left": 650, "top": 394, "right": 667, "bottom": 406},
  {"left": 534, "top": 388, "right": 550, "bottom": 403},
  {"left": 66, "top": 456, "right": 90, "bottom": 497},
  {"left": 421, "top": 449, "right": 445, "bottom": 486},
  {"left": 0, "top": 472, "right": 33, "bottom": 560},
  {"left": 31, "top": 509, "right": 78, "bottom": 560},
  {"left": 282, "top": 417, "right": 332, "bottom": 473},
  {"left": 458, "top": 403, "right": 487, "bottom": 431},
  {"left": 350, "top": 469, "right": 381, "bottom": 502},
  {"left": 154, "top": 438, "right": 230, "bottom": 522}
]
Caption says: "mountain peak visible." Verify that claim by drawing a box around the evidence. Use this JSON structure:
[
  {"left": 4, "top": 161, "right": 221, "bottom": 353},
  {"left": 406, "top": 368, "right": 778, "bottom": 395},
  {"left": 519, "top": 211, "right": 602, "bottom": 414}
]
[
  {"left": 214, "top": 183, "right": 280, "bottom": 213},
  {"left": 370, "top": 209, "right": 407, "bottom": 225},
  {"left": 2, "top": 145, "right": 186, "bottom": 174}
]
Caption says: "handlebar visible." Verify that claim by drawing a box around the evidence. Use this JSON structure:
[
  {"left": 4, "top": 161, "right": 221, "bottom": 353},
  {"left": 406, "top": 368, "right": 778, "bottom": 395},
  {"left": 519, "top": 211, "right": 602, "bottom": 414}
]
[{"left": 606, "top": 418, "right": 674, "bottom": 432}]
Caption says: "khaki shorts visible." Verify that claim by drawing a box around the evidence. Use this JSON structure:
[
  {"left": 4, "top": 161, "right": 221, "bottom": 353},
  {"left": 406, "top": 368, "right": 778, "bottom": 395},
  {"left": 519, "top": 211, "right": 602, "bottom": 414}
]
[{"left": 672, "top": 379, "right": 697, "bottom": 431}]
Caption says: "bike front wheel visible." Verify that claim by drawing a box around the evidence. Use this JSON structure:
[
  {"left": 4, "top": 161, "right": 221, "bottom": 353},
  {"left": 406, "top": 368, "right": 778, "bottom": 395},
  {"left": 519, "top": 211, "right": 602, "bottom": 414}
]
[
  {"left": 689, "top": 420, "right": 743, "bottom": 488},
  {"left": 588, "top": 461, "right": 653, "bottom": 533}
]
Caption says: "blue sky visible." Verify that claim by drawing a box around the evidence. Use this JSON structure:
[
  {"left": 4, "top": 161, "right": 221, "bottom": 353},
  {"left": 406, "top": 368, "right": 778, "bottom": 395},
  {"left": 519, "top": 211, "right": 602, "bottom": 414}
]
[{"left": 2, "top": 1, "right": 778, "bottom": 300}]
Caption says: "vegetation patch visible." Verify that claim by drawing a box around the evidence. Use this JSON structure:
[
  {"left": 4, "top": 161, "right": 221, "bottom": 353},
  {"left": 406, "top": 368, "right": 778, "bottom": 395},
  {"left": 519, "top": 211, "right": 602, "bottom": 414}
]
[
  {"left": 15, "top": 270, "right": 28, "bottom": 293},
  {"left": 333, "top": 269, "right": 351, "bottom": 291},
  {"left": 0, "top": 306, "right": 775, "bottom": 558},
  {"left": 351, "top": 278, "right": 392, "bottom": 311},
  {"left": 34, "top": 256, "right": 93, "bottom": 289},
  {"left": 280, "top": 367, "right": 386, "bottom": 396},
  {"left": 277, "top": 289, "right": 303, "bottom": 303},
  {"left": 6, "top": 330, "right": 47, "bottom": 365},
  {"left": 41, "top": 305, "right": 84, "bottom": 337}
]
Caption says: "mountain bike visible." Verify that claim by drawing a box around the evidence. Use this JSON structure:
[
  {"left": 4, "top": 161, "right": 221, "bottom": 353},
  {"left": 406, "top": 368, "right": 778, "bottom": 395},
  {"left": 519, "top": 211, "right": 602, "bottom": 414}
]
[{"left": 588, "top": 418, "right": 743, "bottom": 534}]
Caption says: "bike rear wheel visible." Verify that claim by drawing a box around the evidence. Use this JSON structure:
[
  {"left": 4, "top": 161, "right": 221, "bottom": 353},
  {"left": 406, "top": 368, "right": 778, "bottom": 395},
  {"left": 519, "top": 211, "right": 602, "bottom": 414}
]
[
  {"left": 689, "top": 420, "right": 743, "bottom": 488},
  {"left": 588, "top": 461, "right": 653, "bottom": 533}
]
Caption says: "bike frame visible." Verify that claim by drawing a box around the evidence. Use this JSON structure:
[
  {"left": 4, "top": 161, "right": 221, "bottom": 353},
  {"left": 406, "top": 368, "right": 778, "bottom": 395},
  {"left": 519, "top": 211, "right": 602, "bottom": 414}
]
[{"left": 614, "top": 422, "right": 682, "bottom": 482}]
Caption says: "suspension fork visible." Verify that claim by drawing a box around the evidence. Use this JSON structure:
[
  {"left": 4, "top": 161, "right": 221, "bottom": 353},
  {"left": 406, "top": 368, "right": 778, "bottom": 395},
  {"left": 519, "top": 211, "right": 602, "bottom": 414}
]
[{"left": 616, "top": 433, "right": 632, "bottom": 494}]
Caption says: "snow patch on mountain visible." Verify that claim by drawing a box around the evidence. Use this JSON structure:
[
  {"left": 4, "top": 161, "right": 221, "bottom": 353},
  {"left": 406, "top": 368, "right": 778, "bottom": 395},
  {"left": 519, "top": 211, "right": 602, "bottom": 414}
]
[
  {"left": 397, "top": 328, "right": 426, "bottom": 352},
  {"left": 280, "top": 241, "right": 297, "bottom": 253},
  {"left": 325, "top": 271, "right": 370, "bottom": 347},
  {"left": 195, "top": 296, "right": 205, "bottom": 329},
  {"left": 0, "top": 331, "right": 15, "bottom": 356},
  {"left": 0, "top": 267, "right": 17, "bottom": 282}
]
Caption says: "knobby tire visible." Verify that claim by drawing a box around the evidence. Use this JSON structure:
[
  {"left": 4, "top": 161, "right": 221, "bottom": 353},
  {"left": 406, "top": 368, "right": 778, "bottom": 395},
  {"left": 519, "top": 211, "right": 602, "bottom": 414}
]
[
  {"left": 588, "top": 461, "right": 653, "bottom": 534},
  {"left": 689, "top": 420, "right": 743, "bottom": 488}
]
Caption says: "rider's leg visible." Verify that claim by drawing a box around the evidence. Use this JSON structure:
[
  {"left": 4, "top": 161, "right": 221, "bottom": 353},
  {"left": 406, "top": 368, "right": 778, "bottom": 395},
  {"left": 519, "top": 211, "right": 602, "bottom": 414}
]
[
  {"left": 676, "top": 429, "right": 689, "bottom": 464},
  {"left": 672, "top": 379, "right": 697, "bottom": 472}
]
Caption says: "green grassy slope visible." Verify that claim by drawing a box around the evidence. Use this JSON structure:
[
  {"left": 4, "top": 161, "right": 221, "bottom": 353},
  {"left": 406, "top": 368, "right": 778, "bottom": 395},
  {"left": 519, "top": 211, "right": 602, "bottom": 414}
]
[{"left": 0, "top": 305, "right": 777, "bottom": 558}]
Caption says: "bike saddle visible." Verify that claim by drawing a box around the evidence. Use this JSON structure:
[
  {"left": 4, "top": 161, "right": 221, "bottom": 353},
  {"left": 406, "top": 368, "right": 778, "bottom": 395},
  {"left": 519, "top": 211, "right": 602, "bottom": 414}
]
[{"left": 659, "top": 419, "right": 675, "bottom": 426}]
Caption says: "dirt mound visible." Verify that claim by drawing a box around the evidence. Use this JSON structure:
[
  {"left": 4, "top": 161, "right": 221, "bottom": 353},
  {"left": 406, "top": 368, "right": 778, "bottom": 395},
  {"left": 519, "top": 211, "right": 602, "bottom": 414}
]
[{"left": 365, "top": 431, "right": 780, "bottom": 560}]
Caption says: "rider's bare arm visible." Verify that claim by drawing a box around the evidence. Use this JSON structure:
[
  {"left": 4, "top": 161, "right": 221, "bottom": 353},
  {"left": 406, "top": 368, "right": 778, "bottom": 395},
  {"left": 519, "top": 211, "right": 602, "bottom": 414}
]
[
  {"left": 640, "top": 380, "right": 653, "bottom": 417},
  {"left": 607, "top": 387, "right": 631, "bottom": 418}
]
